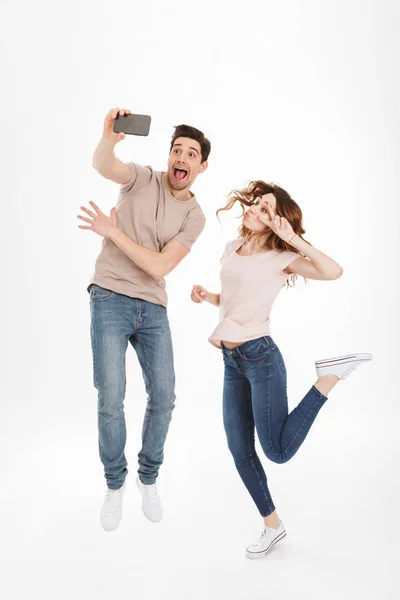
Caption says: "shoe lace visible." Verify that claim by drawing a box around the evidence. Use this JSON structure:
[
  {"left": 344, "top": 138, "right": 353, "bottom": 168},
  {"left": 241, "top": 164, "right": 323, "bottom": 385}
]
[
  {"left": 145, "top": 484, "right": 160, "bottom": 505},
  {"left": 104, "top": 488, "right": 122, "bottom": 514},
  {"left": 257, "top": 527, "right": 272, "bottom": 546}
]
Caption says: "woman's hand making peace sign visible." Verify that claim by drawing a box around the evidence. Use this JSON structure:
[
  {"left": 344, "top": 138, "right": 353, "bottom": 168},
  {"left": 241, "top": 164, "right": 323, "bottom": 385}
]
[{"left": 255, "top": 201, "right": 296, "bottom": 244}]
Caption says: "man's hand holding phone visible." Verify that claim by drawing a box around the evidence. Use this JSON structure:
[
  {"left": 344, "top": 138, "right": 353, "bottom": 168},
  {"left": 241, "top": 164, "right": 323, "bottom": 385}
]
[
  {"left": 93, "top": 106, "right": 151, "bottom": 184},
  {"left": 103, "top": 107, "right": 131, "bottom": 143}
]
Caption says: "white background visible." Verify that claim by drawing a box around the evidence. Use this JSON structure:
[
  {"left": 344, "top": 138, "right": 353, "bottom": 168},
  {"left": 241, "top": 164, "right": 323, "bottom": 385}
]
[{"left": 1, "top": 0, "right": 399, "bottom": 598}]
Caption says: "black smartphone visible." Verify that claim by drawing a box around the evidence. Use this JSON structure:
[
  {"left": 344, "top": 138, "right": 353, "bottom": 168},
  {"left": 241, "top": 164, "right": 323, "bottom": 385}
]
[{"left": 113, "top": 113, "right": 151, "bottom": 136}]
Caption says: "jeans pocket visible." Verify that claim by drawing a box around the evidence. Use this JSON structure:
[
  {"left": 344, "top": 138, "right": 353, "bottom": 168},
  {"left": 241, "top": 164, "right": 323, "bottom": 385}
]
[
  {"left": 89, "top": 284, "right": 115, "bottom": 303},
  {"left": 271, "top": 344, "right": 286, "bottom": 373},
  {"left": 241, "top": 338, "right": 270, "bottom": 362}
]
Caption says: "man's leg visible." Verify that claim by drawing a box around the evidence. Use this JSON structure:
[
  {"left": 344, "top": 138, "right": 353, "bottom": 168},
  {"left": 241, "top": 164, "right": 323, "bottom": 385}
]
[
  {"left": 129, "top": 300, "right": 176, "bottom": 485},
  {"left": 90, "top": 286, "right": 133, "bottom": 489}
]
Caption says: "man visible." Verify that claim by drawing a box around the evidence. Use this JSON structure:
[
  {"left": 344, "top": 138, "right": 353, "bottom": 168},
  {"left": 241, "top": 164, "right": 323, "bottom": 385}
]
[{"left": 78, "top": 107, "right": 210, "bottom": 531}]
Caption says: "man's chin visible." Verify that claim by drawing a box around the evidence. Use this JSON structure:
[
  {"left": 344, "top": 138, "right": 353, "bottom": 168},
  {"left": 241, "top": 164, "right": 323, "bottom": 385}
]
[{"left": 171, "top": 182, "right": 188, "bottom": 191}]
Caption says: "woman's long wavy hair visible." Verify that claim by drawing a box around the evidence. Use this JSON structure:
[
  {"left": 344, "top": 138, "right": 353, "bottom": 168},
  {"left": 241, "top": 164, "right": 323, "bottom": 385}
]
[{"left": 216, "top": 180, "right": 310, "bottom": 287}]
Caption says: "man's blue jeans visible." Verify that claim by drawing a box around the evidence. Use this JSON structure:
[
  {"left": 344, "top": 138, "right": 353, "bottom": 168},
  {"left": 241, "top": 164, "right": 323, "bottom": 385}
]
[{"left": 90, "top": 285, "right": 176, "bottom": 489}]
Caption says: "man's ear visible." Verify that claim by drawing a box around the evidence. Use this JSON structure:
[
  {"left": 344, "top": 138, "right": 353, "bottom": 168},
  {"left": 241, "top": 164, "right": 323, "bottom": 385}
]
[{"left": 199, "top": 160, "right": 208, "bottom": 174}]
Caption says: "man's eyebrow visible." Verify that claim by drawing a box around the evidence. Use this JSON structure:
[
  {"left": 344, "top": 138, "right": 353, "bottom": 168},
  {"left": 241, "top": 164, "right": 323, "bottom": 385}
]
[{"left": 173, "top": 143, "right": 200, "bottom": 155}]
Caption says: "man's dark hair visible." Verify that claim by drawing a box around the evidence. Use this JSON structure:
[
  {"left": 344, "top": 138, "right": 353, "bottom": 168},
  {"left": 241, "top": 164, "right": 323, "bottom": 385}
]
[{"left": 170, "top": 124, "right": 211, "bottom": 163}]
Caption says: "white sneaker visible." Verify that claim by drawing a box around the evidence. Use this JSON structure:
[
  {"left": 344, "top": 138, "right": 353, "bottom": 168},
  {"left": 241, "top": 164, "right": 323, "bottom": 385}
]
[
  {"left": 316, "top": 353, "right": 373, "bottom": 380},
  {"left": 100, "top": 482, "right": 126, "bottom": 531},
  {"left": 136, "top": 477, "right": 163, "bottom": 523},
  {"left": 245, "top": 521, "right": 287, "bottom": 559}
]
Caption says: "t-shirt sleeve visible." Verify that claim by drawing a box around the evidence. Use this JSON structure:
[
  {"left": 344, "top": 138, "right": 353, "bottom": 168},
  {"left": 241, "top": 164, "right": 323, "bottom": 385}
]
[
  {"left": 120, "top": 162, "right": 152, "bottom": 194},
  {"left": 278, "top": 251, "right": 301, "bottom": 275},
  {"left": 172, "top": 211, "right": 206, "bottom": 252},
  {"left": 220, "top": 240, "right": 234, "bottom": 264},
  {"left": 220, "top": 238, "right": 244, "bottom": 264}
]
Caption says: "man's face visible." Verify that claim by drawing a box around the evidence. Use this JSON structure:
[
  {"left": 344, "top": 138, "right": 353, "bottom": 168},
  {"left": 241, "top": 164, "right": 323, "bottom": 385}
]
[{"left": 167, "top": 137, "right": 208, "bottom": 191}]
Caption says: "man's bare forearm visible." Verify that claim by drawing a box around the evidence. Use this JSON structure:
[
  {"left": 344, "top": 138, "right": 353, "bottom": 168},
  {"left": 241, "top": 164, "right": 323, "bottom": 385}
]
[
  {"left": 93, "top": 137, "right": 117, "bottom": 174},
  {"left": 93, "top": 137, "right": 130, "bottom": 183},
  {"left": 110, "top": 228, "right": 165, "bottom": 279}
]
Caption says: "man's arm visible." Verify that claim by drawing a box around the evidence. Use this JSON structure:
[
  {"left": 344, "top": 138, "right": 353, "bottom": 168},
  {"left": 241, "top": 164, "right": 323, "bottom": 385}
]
[
  {"left": 110, "top": 229, "right": 189, "bottom": 279},
  {"left": 109, "top": 209, "right": 205, "bottom": 279},
  {"left": 92, "top": 107, "right": 132, "bottom": 184},
  {"left": 78, "top": 201, "right": 204, "bottom": 279}
]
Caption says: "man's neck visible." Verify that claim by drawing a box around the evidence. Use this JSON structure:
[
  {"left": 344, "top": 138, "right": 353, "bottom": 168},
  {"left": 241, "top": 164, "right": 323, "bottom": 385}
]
[{"left": 163, "top": 173, "right": 193, "bottom": 201}]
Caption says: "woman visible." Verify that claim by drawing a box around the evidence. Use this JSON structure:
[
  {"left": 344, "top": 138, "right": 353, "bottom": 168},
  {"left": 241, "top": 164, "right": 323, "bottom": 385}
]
[{"left": 191, "top": 180, "right": 372, "bottom": 560}]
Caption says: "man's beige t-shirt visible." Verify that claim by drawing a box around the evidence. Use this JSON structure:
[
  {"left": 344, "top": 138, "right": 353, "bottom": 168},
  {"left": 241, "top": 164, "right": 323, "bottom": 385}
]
[{"left": 88, "top": 163, "right": 206, "bottom": 307}]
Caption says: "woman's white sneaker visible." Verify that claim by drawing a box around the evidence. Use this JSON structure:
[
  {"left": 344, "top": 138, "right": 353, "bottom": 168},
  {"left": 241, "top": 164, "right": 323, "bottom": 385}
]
[
  {"left": 245, "top": 521, "right": 287, "bottom": 559},
  {"left": 100, "top": 482, "right": 126, "bottom": 531},
  {"left": 315, "top": 353, "right": 373, "bottom": 380},
  {"left": 136, "top": 477, "right": 163, "bottom": 523}
]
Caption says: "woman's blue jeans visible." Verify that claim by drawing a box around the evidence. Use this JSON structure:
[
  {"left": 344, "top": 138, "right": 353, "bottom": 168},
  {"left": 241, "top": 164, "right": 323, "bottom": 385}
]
[{"left": 222, "top": 336, "right": 328, "bottom": 516}]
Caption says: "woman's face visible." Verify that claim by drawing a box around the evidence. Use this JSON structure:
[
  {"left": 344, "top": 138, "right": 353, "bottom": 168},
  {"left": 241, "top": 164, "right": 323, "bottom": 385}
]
[{"left": 243, "top": 193, "right": 276, "bottom": 233}]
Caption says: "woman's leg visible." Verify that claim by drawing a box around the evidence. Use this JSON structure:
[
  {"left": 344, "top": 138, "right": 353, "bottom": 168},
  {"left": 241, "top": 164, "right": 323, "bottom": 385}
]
[
  {"left": 223, "top": 354, "right": 276, "bottom": 517},
  {"left": 314, "top": 374, "right": 340, "bottom": 396},
  {"left": 248, "top": 341, "right": 328, "bottom": 464}
]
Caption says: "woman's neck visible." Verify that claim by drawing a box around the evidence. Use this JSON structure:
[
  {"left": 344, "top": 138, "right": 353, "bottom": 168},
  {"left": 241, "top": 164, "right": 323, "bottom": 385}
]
[{"left": 240, "top": 233, "right": 270, "bottom": 255}]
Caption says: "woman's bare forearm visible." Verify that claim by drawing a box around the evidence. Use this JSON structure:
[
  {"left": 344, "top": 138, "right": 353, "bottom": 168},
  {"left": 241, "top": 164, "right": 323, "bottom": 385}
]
[
  {"left": 206, "top": 293, "right": 220, "bottom": 307},
  {"left": 290, "top": 235, "right": 343, "bottom": 279}
]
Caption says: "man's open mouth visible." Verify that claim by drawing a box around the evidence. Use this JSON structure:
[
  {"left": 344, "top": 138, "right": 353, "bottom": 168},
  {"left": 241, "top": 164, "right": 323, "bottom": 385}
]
[{"left": 173, "top": 167, "right": 188, "bottom": 181}]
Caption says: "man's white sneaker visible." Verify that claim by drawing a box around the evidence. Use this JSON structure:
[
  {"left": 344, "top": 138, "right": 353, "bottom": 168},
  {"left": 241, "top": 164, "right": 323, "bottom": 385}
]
[
  {"left": 315, "top": 353, "right": 373, "bottom": 380},
  {"left": 100, "top": 482, "right": 126, "bottom": 532},
  {"left": 245, "top": 521, "right": 287, "bottom": 559},
  {"left": 136, "top": 477, "right": 163, "bottom": 523}
]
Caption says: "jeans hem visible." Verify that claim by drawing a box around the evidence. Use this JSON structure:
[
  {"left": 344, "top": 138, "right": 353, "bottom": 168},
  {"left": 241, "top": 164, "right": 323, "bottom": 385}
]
[
  {"left": 260, "top": 507, "right": 276, "bottom": 517},
  {"left": 138, "top": 473, "right": 157, "bottom": 485},
  {"left": 312, "top": 384, "right": 328, "bottom": 401}
]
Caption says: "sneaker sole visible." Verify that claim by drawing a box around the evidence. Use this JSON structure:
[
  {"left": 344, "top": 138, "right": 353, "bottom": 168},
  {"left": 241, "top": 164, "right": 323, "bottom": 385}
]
[
  {"left": 245, "top": 530, "right": 287, "bottom": 559},
  {"left": 315, "top": 353, "right": 372, "bottom": 368}
]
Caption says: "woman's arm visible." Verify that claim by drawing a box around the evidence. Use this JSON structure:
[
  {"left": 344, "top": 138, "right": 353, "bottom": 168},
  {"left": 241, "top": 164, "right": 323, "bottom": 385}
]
[
  {"left": 256, "top": 206, "right": 343, "bottom": 281},
  {"left": 285, "top": 236, "right": 343, "bottom": 280},
  {"left": 191, "top": 285, "right": 220, "bottom": 307}
]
